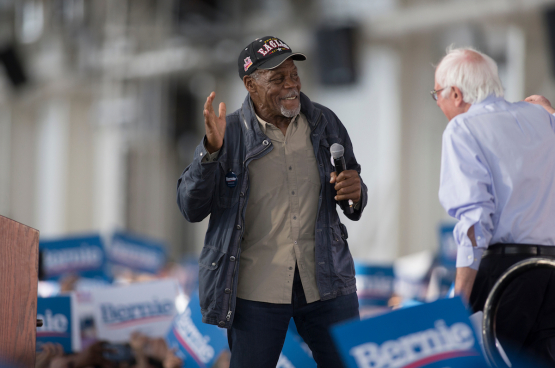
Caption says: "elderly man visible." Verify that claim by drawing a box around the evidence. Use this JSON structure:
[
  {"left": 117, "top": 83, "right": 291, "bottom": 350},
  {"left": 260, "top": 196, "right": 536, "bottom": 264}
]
[
  {"left": 177, "top": 36, "right": 367, "bottom": 368},
  {"left": 434, "top": 47, "right": 555, "bottom": 363}
]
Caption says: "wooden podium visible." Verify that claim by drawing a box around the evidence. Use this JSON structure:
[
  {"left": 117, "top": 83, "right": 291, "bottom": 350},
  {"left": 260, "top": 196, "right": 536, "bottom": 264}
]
[{"left": 0, "top": 215, "right": 39, "bottom": 367}]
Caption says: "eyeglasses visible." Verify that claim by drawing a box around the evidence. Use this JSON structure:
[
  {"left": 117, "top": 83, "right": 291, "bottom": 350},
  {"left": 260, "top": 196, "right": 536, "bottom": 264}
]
[{"left": 430, "top": 87, "right": 446, "bottom": 101}]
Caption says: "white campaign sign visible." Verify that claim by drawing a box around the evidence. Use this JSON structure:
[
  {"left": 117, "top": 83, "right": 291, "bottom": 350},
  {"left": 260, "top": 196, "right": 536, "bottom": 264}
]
[{"left": 91, "top": 279, "right": 179, "bottom": 342}]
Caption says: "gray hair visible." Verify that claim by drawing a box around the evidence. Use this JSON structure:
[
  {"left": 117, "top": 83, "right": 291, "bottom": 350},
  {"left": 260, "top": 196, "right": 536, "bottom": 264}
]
[
  {"left": 249, "top": 69, "right": 269, "bottom": 82},
  {"left": 435, "top": 46, "right": 504, "bottom": 104}
]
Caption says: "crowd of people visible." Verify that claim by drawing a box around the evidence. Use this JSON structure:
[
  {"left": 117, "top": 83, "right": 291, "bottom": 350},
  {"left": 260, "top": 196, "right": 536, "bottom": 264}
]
[
  {"left": 36, "top": 337, "right": 181, "bottom": 368},
  {"left": 35, "top": 262, "right": 231, "bottom": 368}
]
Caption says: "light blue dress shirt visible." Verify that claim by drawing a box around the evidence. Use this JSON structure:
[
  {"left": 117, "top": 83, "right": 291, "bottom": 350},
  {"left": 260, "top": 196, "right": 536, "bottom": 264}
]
[{"left": 439, "top": 95, "right": 555, "bottom": 270}]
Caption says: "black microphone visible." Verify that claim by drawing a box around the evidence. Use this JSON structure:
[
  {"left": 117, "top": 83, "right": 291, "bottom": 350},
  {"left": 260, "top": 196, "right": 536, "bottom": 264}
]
[{"left": 330, "top": 143, "right": 354, "bottom": 215}]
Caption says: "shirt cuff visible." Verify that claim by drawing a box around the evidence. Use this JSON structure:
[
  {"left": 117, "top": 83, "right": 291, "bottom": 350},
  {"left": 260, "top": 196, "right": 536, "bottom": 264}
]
[
  {"left": 456, "top": 246, "right": 484, "bottom": 270},
  {"left": 201, "top": 138, "right": 220, "bottom": 163},
  {"left": 202, "top": 149, "right": 220, "bottom": 163}
]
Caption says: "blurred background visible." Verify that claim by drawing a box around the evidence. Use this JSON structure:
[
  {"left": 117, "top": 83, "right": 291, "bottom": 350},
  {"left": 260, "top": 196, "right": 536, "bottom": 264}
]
[
  {"left": 2, "top": 0, "right": 555, "bottom": 265},
  {"left": 2, "top": 0, "right": 555, "bottom": 366}
]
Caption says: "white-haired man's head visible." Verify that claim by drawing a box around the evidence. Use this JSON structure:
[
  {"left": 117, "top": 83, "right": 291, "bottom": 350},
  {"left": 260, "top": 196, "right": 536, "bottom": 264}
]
[{"left": 434, "top": 47, "right": 504, "bottom": 120}]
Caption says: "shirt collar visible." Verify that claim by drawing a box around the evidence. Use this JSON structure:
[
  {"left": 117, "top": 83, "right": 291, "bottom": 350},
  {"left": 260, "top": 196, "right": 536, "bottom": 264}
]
[
  {"left": 255, "top": 113, "right": 299, "bottom": 134},
  {"left": 468, "top": 94, "right": 504, "bottom": 113}
]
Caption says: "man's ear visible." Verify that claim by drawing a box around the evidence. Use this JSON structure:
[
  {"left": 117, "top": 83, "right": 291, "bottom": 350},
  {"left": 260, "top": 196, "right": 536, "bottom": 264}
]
[
  {"left": 452, "top": 86, "right": 465, "bottom": 107},
  {"left": 243, "top": 75, "right": 257, "bottom": 94}
]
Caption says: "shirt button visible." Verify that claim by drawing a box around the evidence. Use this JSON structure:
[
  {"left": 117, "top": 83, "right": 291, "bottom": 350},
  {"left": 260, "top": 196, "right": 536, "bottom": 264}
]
[
  {"left": 468, "top": 255, "right": 472, "bottom": 260},
  {"left": 236, "top": 225, "right": 242, "bottom": 230},
  {"left": 218, "top": 321, "right": 225, "bottom": 327},
  {"left": 225, "top": 288, "right": 231, "bottom": 294},
  {"left": 200, "top": 152, "right": 203, "bottom": 156},
  {"left": 230, "top": 256, "right": 236, "bottom": 261},
  {"left": 212, "top": 262, "right": 216, "bottom": 266},
  {"left": 289, "top": 267, "right": 293, "bottom": 270},
  {"left": 262, "top": 140, "right": 269, "bottom": 146},
  {"left": 294, "top": 241, "right": 297, "bottom": 244},
  {"left": 293, "top": 216, "right": 297, "bottom": 220},
  {"left": 477, "top": 236, "right": 481, "bottom": 240},
  {"left": 292, "top": 191, "right": 295, "bottom": 195},
  {"left": 289, "top": 166, "right": 292, "bottom": 170}
]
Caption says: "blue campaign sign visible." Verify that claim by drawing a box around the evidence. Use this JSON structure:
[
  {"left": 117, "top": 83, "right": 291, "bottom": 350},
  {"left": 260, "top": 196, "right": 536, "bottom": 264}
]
[
  {"left": 439, "top": 223, "right": 457, "bottom": 268},
  {"left": 355, "top": 262, "right": 395, "bottom": 307},
  {"left": 330, "top": 297, "right": 488, "bottom": 368},
  {"left": 107, "top": 231, "right": 167, "bottom": 274},
  {"left": 40, "top": 234, "right": 109, "bottom": 281},
  {"left": 278, "top": 332, "right": 317, "bottom": 368},
  {"left": 166, "top": 293, "right": 228, "bottom": 368},
  {"left": 36, "top": 295, "right": 80, "bottom": 353}
]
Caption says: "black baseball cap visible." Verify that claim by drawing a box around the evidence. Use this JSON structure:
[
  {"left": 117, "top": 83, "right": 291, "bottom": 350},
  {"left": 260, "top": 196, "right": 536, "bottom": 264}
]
[{"left": 238, "top": 36, "right": 306, "bottom": 79}]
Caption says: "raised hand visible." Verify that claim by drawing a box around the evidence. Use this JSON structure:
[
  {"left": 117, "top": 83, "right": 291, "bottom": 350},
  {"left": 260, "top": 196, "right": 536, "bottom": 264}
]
[
  {"left": 35, "top": 342, "right": 64, "bottom": 368},
  {"left": 163, "top": 348, "right": 183, "bottom": 368},
  {"left": 204, "top": 91, "right": 227, "bottom": 153},
  {"left": 524, "top": 95, "right": 555, "bottom": 114}
]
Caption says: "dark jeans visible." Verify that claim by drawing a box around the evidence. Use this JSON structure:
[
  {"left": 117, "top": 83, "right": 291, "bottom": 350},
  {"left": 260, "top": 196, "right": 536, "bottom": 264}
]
[
  {"left": 227, "top": 265, "right": 360, "bottom": 368},
  {"left": 470, "top": 254, "right": 555, "bottom": 365}
]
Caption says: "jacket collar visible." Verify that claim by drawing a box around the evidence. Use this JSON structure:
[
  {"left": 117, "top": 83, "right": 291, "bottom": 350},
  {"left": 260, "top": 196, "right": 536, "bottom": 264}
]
[{"left": 239, "top": 91, "right": 326, "bottom": 155}]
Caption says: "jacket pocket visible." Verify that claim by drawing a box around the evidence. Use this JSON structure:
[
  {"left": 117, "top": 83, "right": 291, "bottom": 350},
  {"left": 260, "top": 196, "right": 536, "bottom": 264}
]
[
  {"left": 339, "top": 223, "right": 349, "bottom": 239},
  {"left": 198, "top": 246, "right": 225, "bottom": 311},
  {"left": 218, "top": 160, "right": 242, "bottom": 208},
  {"left": 330, "top": 225, "right": 355, "bottom": 283}
]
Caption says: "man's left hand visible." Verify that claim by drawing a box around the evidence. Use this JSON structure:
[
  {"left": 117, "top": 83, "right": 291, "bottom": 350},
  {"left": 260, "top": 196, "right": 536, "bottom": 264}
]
[{"left": 330, "top": 170, "right": 361, "bottom": 204}]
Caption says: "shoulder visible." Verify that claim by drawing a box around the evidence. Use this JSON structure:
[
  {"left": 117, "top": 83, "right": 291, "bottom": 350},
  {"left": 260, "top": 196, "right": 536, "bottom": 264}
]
[
  {"left": 313, "top": 102, "right": 340, "bottom": 121},
  {"left": 225, "top": 108, "right": 242, "bottom": 130},
  {"left": 443, "top": 114, "right": 476, "bottom": 145}
]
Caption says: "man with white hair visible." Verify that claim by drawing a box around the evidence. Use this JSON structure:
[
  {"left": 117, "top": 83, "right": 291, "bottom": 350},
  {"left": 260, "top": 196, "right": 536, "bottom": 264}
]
[{"left": 434, "top": 47, "right": 555, "bottom": 363}]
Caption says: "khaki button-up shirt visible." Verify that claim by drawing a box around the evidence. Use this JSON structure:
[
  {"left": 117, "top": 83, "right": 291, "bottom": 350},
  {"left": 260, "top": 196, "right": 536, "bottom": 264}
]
[{"left": 236, "top": 112, "right": 322, "bottom": 304}]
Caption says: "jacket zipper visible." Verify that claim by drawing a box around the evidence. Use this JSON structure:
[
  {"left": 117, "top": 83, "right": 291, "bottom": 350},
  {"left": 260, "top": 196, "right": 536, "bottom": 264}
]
[
  {"left": 224, "top": 141, "right": 272, "bottom": 324},
  {"left": 312, "top": 111, "right": 324, "bottom": 218}
]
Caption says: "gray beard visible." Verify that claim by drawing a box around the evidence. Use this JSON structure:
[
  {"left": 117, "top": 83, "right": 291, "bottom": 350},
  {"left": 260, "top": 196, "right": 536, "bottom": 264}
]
[{"left": 281, "top": 103, "right": 301, "bottom": 118}]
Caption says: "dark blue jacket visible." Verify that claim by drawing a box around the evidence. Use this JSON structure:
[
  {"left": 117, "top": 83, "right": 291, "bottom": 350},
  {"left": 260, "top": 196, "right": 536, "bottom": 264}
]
[{"left": 177, "top": 92, "right": 368, "bottom": 328}]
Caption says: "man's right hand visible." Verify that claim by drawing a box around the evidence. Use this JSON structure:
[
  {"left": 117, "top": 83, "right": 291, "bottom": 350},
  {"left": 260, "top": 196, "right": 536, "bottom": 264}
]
[
  {"left": 204, "top": 91, "right": 227, "bottom": 153},
  {"left": 524, "top": 95, "right": 555, "bottom": 114}
]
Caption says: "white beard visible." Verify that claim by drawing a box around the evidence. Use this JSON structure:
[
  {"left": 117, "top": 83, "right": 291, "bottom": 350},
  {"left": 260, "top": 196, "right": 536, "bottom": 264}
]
[{"left": 281, "top": 103, "right": 301, "bottom": 118}]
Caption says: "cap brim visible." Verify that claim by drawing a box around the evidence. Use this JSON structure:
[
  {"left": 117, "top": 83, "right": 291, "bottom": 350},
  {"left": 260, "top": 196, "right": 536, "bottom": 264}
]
[{"left": 257, "top": 52, "right": 306, "bottom": 70}]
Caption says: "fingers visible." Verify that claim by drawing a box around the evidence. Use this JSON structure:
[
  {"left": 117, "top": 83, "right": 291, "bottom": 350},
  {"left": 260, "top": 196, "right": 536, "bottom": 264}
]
[
  {"left": 203, "top": 92, "right": 216, "bottom": 121},
  {"left": 204, "top": 91, "right": 215, "bottom": 112},
  {"left": 329, "top": 172, "right": 337, "bottom": 183},
  {"left": 524, "top": 94, "right": 555, "bottom": 114},
  {"left": 218, "top": 102, "right": 226, "bottom": 119},
  {"left": 524, "top": 95, "right": 547, "bottom": 103},
  {"left": 524, "top": 95, "right": 539, "bottom": 102},
  {"left": 524, "top": 94, "right": 551, "bottom": 105},
  {"left": 332, "top": 170, "right": 361, "bottom": 202},
  {"left": 333, "top": 170, "right": 360, "bottom": 189},
  {"left": 54, "top": 343, "right": 64, "bottom": 356}
]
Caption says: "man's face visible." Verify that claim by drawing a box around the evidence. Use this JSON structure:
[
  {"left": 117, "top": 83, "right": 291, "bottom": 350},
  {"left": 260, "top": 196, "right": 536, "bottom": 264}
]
[
  {"left": 250, "top": 59, "right": 301, "bottom": 119},
  {"left": 434, "top": 79, "right": 471, "bottom": 121},
  {"left": 435, "top": 81, "right": 458, "bottom": 121}
]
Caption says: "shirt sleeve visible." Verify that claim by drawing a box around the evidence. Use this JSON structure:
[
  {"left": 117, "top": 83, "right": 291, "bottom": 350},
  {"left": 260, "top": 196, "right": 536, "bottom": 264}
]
[
  {"left": 202, "top": 137, "right": 220, "bottom": 163},
  {"left": 438, "top": 119, "right": 496, "bottom": 270}
]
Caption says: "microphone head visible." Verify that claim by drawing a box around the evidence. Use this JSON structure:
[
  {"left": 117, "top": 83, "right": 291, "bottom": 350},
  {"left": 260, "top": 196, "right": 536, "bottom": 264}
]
[{"left": 330, "top": 143, "right": 344, "bottom": 159}]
